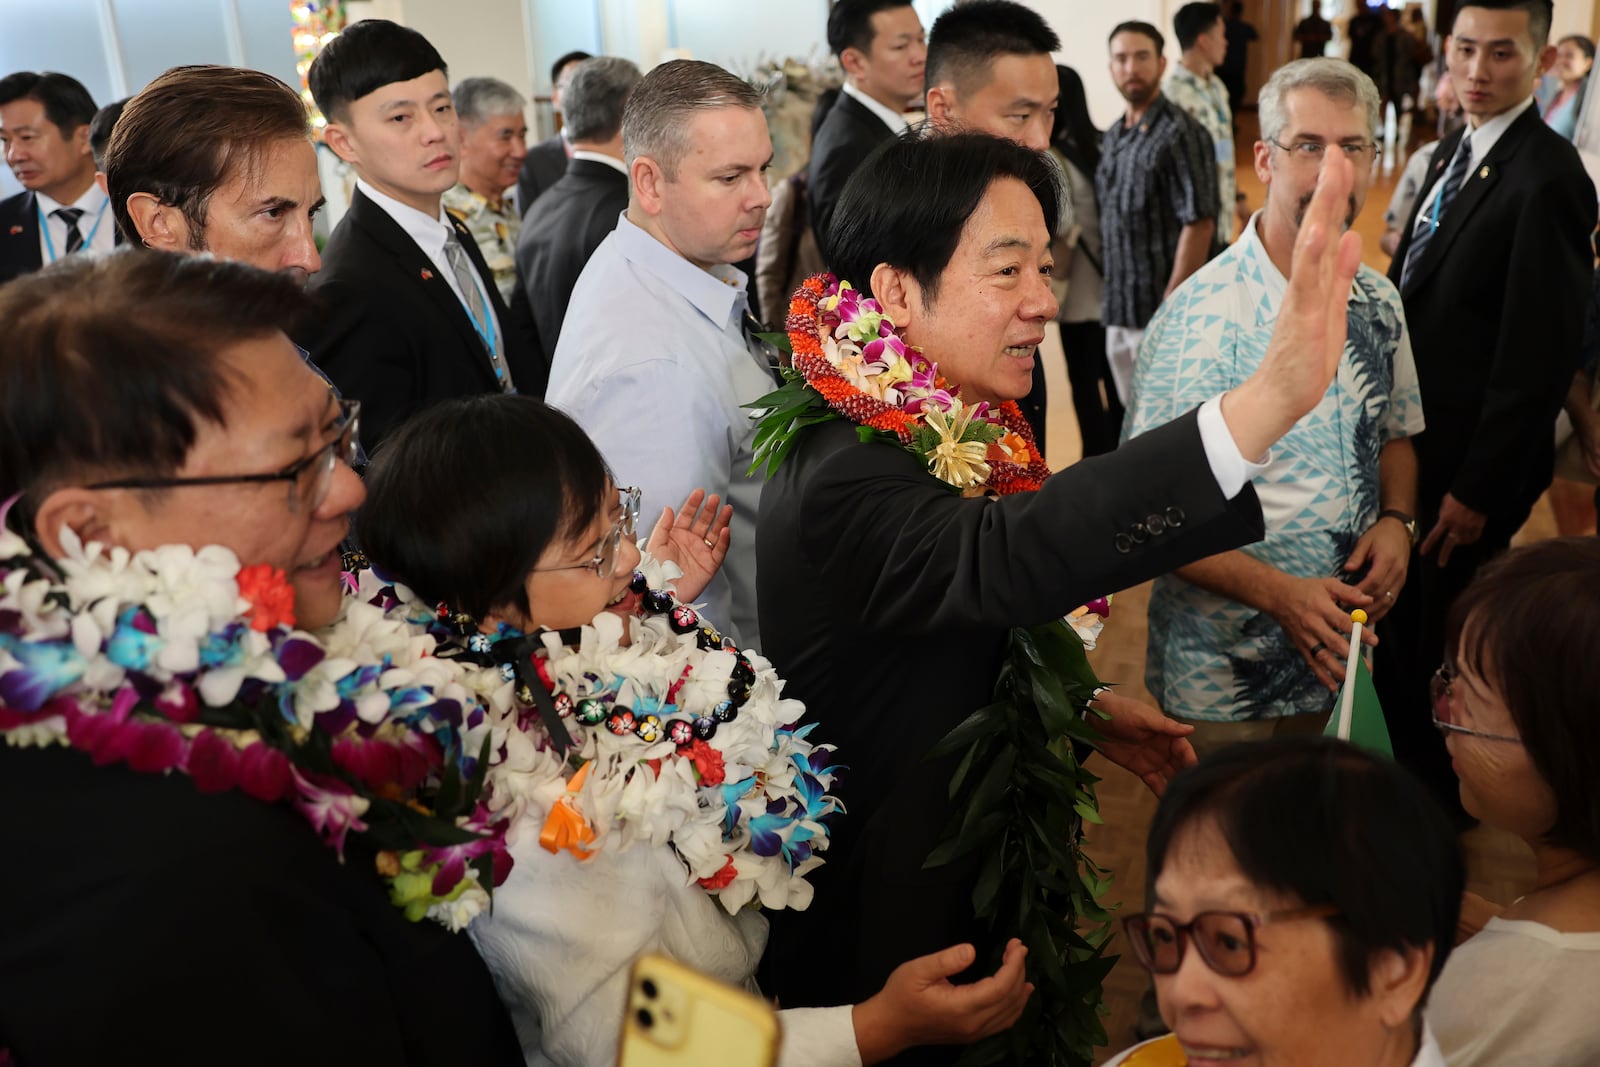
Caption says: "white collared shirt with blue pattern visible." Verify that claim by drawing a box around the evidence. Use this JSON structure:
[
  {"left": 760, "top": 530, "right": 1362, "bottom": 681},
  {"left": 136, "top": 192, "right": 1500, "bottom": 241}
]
[{"left": 1123, "top": 213, "right": 1424, "bottom": 722}]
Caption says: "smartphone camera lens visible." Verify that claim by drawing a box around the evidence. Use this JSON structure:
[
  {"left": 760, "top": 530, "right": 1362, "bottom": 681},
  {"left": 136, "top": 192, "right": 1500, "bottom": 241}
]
[
  {"left": 636, "top": 1007, "right": 655, "bottom": 1029},
  {"left": 640, "top": 979, "right": 658, "bottom": 1000}
]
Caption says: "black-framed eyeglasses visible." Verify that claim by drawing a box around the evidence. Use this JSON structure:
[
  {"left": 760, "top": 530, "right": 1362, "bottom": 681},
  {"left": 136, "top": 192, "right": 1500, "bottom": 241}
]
[
  {"left": 1268, "top": 139, "right": 1379, "bottom": 164},
  {"left": 1123, "top": 906, "right": 1339, "bottom": 977},
  {"left": 533, "top": 486, "right": 640, "bottom": 579},
  {"left": 85, "top": 397, "right": 360, "bottom": 515},
  {"left": 1431, "top": 662, "right": 1522, "bottom": 743}
]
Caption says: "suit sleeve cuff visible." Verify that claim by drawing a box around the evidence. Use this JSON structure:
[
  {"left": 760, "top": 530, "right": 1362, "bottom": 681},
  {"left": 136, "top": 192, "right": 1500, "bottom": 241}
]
[{"left": 1198, "top": 395, "right": 1269, "bottom": 499}]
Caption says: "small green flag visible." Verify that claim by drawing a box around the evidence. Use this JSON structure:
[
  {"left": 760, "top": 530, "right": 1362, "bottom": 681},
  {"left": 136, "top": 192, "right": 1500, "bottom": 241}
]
[{"left": 1325, "top": 618, "right": 1394, "bottom": 757}]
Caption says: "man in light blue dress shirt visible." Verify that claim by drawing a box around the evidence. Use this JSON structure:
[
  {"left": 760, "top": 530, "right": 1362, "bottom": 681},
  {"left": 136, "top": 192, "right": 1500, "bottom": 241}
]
[{"left": 547, "top": 60, "right": 777, "bottom": 649}]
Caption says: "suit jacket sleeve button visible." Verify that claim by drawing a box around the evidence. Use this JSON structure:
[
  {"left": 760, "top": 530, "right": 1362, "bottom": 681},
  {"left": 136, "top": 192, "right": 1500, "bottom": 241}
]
[
  {"left": 1114, "top": 533, "right": 1133, "bottom": 554},
  {"left": 1165, "top": 506, "right": 1186, "bottom": 528},
  {"left": 1147, "top": 514, "right": 1166, "bottom": 535},
  {"left": 1130, "top": 521, "right": 1149, "bottom": 545}
]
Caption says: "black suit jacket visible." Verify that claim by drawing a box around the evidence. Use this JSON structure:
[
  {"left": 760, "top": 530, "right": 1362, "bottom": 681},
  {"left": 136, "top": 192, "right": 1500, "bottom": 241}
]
[
  {"left": 298, "top": 188, "right": 539, "bottom": 450},
  {"left": 755, "top": 410, "right": 1263, "bottom": 1034},
  {"left": 807, "top": 93, "right": 898, "bottom": 258},
  {"left": 1388, "top": 107, "right": 1596, "bottom": 521},
  {"left": 0, "top": 190, "right": 41, "bottom": 285},
  {"left": 0, "top": 744, "right": 523, "bottom": 1065},
  {"left": 516, "top": 158, "right": 630, "bottom": 371},
  {"left": 516, "top": 135, "right": 569, "bottom": 216}
]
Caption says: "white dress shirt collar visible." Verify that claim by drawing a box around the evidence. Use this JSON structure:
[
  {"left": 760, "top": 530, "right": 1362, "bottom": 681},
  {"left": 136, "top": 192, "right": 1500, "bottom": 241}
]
[
  {"left": 356, "top": 177, "right": 453, "bottom": 259},
  {"left": 571, "top": 150, "right": 629, "bottom": 176},
  {"left": 34, "top": 182, "right": 107, "bottom": 218},
  {"left": 1463, "top": 96, "right": 1535, "bottom": 165},
  {"left": 843, "top": 81, "right": 909, "bottom": 135},
  {"left": 611, "top": 212, "right": 747, "bottom": 328}
]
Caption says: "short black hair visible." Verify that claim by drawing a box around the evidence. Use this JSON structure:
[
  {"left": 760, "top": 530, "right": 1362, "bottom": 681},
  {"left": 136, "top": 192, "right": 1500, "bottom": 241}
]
[
  {"left": 1146, "top": 736, "right": 1463, "bottom": 1002},
  {"left": 1110, "top": 20, "right": 1167, "bottom": 55},
  {"left": 1448, "top": 537, "right": 1600, "bottom": 866},
  {"left": 926, "top": 0, "right": 1059, "bottom": 95},
  {"left": 88, "top": 98, "right": 128, "bottom": 172},
  {"left": 357, "top": 395, "right": 611, "bottom": 622},
  {"left": 1455, "top": 0, "right": 1553, "bottom": 47},
  {"left": 826, "top": 130, "right": 1060, "bottom": 302},
  {"left": 1, "top": 249, "right": 306, "bottom": 538},
  {"left": 1560, "top": 34, "right": 1597, "bottom": 60},
  {"left": 551, "top": 50, "right": 593, "bottom": 86},
  {"left": 0, "top": 71, "right": 97, "bottom": 134},
  {"left": 827, "top": 0, "right": 915, "bottom": 60},
  {"left": 308, "top": 19, "right": 447, "bottom": 124},
  {"left": 1174, "top": 2, "right": 1224, "bottom": 50}
]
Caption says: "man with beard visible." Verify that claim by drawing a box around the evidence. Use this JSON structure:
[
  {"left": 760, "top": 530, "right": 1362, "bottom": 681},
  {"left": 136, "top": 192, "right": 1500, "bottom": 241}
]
[
  {"left": 1123, "top": 58, "right": 1422, "bottom": 751},
  {"left": 545, "top": 60, "right": 773, "bottom": 649},
  {"left": 1098, "top": 20, "right": 1218, "bottom": 405}
]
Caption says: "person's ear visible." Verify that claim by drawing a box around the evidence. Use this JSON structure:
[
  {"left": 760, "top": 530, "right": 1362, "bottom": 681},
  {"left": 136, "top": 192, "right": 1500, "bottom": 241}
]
[
  {"left": 1253, "top": 140, "right": 1272, "bottom": 185},
  {"left": 840, "top": 45, "right": 871, "bottom": 84},
  {"left": 924, "top": 83, "right": 957, "bottom": 129},
  {"left": 322, "top": 120, "right": 360, "bottom": 166},
  {"left": 123, "top": 191, "right": 194, "bottom": 252},
  {"left": 1369, "top": 943, "right": 1433, "bottom": 1030},
  {"left": 631, "top": 156, "right": 667, "bottom": 215},
  {"left": 869, "top": 262, "right": 919, "bottom": 329},
  {"left": 30, "top": 488, "right": 117, "bottom": 559},
  {"left": 1157, "top": 54, "right": 1169, "bottom": 79}
]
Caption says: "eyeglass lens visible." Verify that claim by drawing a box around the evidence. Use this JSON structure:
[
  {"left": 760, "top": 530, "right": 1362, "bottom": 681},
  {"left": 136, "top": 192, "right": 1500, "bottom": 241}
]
[
  {"left": 1128, "top": 913, "right": 1256, "bottom": 977},
  {"left": 594, "top": 488, "right": 642, "bottom": 578},
  {"left": 297, "top": 408, "right": 361, "bottom": 514}
]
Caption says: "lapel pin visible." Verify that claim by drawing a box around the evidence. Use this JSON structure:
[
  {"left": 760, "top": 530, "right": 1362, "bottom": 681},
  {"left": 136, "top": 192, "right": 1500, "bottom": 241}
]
[
  {"left": 1479, "top": 165, "right": 1490, "bottom": 179},
  {"left": 6, "top": 225, "right": 20, "bottom": 236},
  {"left": 421, "top": 268, "right": 434, "bottom": 281}
]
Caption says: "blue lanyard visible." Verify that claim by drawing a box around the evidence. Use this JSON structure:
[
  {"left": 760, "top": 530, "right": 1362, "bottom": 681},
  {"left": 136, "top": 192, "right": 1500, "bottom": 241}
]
[{"left": 37, "top": 198, "right": 109, "bottom": 263}]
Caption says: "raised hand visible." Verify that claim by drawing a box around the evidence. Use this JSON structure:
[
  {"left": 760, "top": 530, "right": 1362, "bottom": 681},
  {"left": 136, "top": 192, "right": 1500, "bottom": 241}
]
[
  {"left": 851, "top": 938, "right": 1033, "bottom": 1064},
  {"left": 1222, "top": 153, "right": 1364, "bottom": 460},
  {"left": 644, "top": 489, "right": 733, "bottom": 603},
  {"left": 1087, "top": 689, "right": 1198, "bottom": 797}
]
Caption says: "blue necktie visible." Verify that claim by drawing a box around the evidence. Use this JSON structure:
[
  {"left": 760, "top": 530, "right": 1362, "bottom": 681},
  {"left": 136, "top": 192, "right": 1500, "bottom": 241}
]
[{"left": 1401, "top": 131, "right": 1472, "bottom": 290}]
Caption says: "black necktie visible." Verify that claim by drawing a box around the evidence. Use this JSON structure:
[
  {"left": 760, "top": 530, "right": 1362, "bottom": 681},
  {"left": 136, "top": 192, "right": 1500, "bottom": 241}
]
[
  {"left": 1401, "top": 131, "right": 1472, "bottom": 290},
  {"left": 53, "top": 207, "right": 85, "bottom": 255}
]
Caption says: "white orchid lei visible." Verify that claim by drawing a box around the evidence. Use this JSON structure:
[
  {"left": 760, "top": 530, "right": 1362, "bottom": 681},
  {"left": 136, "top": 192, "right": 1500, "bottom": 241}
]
[
  {"left": 0, "top": 525, "right": 511, "bottom": 932},
  {"left": 376, "top": 555, "right": 845, "bottom": 915}
]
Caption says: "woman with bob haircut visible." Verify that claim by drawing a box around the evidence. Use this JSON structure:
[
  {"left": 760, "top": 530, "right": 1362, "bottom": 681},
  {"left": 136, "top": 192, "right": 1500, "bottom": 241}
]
[
  {"left": 354, "top": 393, "right": 1035, "bottom": 1067},
  {"left": 1105, "top": 735, "right": 1463, "bottom": 1066},
  {"left": 1426, "top": 537, "right": 1600, "bottom": 1064}
]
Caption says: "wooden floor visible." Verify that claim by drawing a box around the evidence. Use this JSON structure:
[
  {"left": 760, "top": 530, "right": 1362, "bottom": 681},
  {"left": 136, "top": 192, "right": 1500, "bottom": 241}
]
[{"left": 1033, "top": 113, "right": 1547, "bottom": 1058}]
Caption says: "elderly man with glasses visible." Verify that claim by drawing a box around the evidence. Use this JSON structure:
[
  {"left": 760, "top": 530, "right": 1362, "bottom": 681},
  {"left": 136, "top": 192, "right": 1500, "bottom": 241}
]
[{"left": 1122, "top": 57, "right": 1424, "bottom": 756}]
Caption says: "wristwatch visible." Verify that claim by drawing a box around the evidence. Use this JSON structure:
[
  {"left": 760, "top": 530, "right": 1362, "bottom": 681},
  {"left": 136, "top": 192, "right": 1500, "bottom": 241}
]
[{"left": 1378, "top": 508, "right": 1419, "bottom": 545}]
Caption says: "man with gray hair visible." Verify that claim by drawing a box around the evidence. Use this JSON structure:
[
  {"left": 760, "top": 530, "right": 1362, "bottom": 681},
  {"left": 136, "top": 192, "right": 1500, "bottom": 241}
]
[
  {"left": 1123, "top": 57, "right": 1424, "bottom": 751},
  {"left": 545, "top": 59, "right": 774, "bottom": 648},
  {"left": 444, "top": 75, "right": 527, "bottom": 303},
  {"left": 515, "top": 56, "right": 640, "bottom": 372}
]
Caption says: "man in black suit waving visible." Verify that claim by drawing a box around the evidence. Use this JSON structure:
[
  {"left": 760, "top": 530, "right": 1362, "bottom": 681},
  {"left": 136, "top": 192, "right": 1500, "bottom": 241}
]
[
  {"left": 808, "top": 0, "right": 926, "bottom": 254},
  {"left": 301, "top": 20, "right": 537, "bottom": 450},
  {"left": 516, "top": 56, "right": 640, "bottom": 377},
  {"left": 1377, "top": 0, "right": 1596, "bottom": 819},
  {"left": 0, "top": 72, "right": 107, "bottom": 285}
]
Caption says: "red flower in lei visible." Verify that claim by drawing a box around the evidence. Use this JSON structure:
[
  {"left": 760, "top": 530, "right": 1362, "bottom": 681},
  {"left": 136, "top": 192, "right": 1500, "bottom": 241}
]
[
  {"left": 237, "top": 564, "right": 296, "bottom": 631},
  {"left": 786, "top": 274, "right": 1053, "bottom": 497},
  {"left": 696, "top": 855, "right": 738, "bottom": 890}
]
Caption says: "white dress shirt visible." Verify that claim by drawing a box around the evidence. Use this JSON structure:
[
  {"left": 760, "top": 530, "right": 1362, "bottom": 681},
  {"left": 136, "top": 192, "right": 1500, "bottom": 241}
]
[
  {"left": 34, "top": 183, "right": 114, "bottom": 263},
  {"left": 547, "top": 213, "right": 775, "bottom": 650},
  {"left": 842, "top": 81, "right": 910, "bottom": 135},
  {"left": 355, "top": 178, "right": 503, "bottom": 337},
  {"left": 569, "top": 149, "right": 628, "bottom": 176}
]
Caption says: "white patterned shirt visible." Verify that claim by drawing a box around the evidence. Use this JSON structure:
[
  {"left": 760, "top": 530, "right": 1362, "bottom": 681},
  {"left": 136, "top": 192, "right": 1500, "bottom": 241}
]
[
  {"left": 1123, "top": 213, "right": 1424, "bottom": 722},
  {"left": 1165, "top": 63, "right": 1236, "bottom": 249}
]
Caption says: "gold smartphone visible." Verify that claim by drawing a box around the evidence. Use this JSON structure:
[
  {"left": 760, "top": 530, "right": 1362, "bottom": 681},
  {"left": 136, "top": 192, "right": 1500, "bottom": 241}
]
[{"left": 616, "top": 953, "right": 780, "bottom": 1067}]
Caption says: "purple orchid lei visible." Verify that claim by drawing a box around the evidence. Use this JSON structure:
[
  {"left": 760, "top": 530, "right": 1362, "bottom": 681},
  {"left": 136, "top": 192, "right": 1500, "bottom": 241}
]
[{"left": 0, "top": 524, "right": 513, "bottom": 931}]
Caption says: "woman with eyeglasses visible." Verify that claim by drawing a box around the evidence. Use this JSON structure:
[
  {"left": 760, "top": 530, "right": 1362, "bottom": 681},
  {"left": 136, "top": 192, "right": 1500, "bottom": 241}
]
[
  {"left": 354, "top": 394, "right": 1033, "bottom": 1067},
  {"left": 1423, "top": 537, "right": 1600, "bottom": 1065},
  {"left": 1103, "top": 735, "right": 1463, "bottom": 1067}
]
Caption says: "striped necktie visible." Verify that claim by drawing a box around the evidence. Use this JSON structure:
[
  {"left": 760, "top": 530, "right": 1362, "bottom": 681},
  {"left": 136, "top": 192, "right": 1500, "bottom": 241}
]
[
  {"left": 443, "top": 227, "right": 514, "bottom": 393},
  {"left": 53, "top": 207, "right": 85, "bottom": 254},
  {"left": 1401, "top": 131, "right": 1472, "bottom": 290}
]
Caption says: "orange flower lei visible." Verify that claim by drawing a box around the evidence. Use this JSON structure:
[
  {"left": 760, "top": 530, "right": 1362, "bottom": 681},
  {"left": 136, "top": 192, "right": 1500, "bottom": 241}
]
[{"left": 783, "top": 273, "right": 1053, "bottom": 497}]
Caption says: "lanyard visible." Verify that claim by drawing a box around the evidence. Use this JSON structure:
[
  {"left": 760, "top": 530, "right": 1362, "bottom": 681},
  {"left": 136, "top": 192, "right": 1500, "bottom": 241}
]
[
  {"left": 37, "top": 198, "right": 109, "bottom": 263},
  {"left": 461, "top": 263, "right": 498, "bottom": 357}
]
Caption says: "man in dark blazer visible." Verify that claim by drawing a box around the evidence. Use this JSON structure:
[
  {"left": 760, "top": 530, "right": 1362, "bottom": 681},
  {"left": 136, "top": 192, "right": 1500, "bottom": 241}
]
[
  {"left": 808, "top": 1, "right": 925, "bottom": 255},
  {"left": 300, "top": 21, "right": 538, "bottom": 450},
  {"left": 516, "top": 56, "right": 639, "bottom": 378},
  {"left": 1376, "top": 0, "right": 1595, "bottom": 820},
  {"left": 0, "top": 71, "right": 109, "bottom": 285},
  {"left": 516, "top": 50, "right": 590, "bottom": 214},
  {"left": 756, "top": 133, "right": 1368, "bottom": 1063}
]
